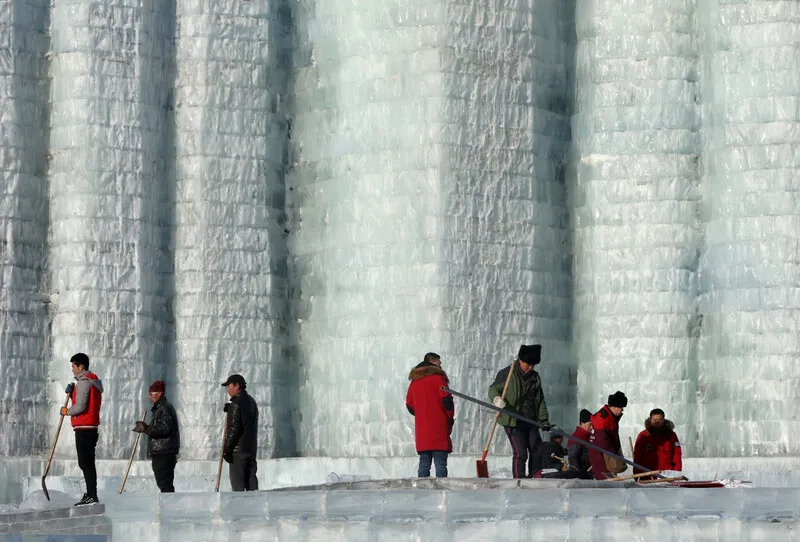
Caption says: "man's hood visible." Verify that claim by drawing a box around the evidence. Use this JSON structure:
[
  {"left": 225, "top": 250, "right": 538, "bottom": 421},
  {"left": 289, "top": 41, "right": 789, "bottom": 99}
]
[
  {"left": 644, "top": 418, "right": 674, "bottom": 436},
  {"left": 75, "top": 370, "right": 104, "bottom": 393},
  {"left": 408, "top": 362, "right": 449, "bottom": 382}
]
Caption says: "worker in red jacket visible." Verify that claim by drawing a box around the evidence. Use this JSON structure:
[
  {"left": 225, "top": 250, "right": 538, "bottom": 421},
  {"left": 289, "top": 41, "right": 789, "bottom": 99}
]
[
  {"left": 587, "top": 391, "right": 627, "bottom": 480},
  {"left": 406, "top": 353, "right": 454, "bottom": 477},
  {"left": 633, "top": 408, "right": 682, "bottom": 473},
  {"left": 60, "top": 353, "right": 104, "bottom": 506}
]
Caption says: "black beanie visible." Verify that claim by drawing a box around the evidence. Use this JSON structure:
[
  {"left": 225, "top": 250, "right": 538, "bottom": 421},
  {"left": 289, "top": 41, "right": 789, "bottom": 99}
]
[
  {"left": 518, "top": 344, "right": 542, "bottom": 365},
  {"left": 579, "top": 409, "right": 592, "bottom": 424},
  {"left": 607, "top": 391, "right": 628, "bottom": 408},
  {"left": 650, "top": 408, "right": 665, "bottom": 418}
]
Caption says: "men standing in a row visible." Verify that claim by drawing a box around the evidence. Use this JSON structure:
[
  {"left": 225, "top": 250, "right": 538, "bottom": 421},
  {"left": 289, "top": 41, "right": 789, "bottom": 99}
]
[
  {"left": 61, "top": 353, "right": 104, "bottom": 506},
  {"left": 406, "top": 352, "right": 455, "bottom": 478},
  {"left": 488, "top": 344, "right": 550, "bottom": 478},
  {"left": 133, "top": 380, "right": 181, "bottom": 492},
  {"left": 222, "top": 374, "right": 259, "bottom": 491},
  {"left": 588, "top": 391, "right": 627, "bottom": 480},
  {"left": 633, "top": 408, "right": 682, "bottom": 474}
]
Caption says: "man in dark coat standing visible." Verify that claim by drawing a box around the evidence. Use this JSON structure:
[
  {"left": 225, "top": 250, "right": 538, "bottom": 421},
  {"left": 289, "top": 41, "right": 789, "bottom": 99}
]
[
  {"left": 133, "top": 380, "right": 180, "bottom": 492},
  {"left": 406, "top": 352, "right": 455, "bottom": 477},
  {"left": 487, "top": 344, "right": 550, "bottom": 478},
  {"left": 222, "top": 374, "right": 259, "bottom": 491},
  {"left": 588, "top": 391, "right": 628, "bottom": 480}
]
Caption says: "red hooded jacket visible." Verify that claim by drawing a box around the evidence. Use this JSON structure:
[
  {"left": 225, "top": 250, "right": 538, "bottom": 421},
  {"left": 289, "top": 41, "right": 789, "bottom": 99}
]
[
  {"left": 406, "top": 362, "right": 454, "bottom": 453},
  {"left": 587, "top": 405, "right": 622, "bottom": 479},
  {"left": 633, "top": 418, "right": 682, "bottom": 472},
  {"left": 68, "top": 371, "right": 104, "bottom": 429}
]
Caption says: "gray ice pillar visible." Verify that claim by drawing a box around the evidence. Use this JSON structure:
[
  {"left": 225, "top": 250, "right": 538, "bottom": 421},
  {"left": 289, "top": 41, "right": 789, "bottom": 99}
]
[
  {"left": 570, "top": 0, "right": 701, "bottom": 445},
  {"left": 48, "top": 0, "right": 171, "bottom": 457},
  {"left": 0, "top": 0, "right": 50, "bottom": 456},
  {"left": 696, "top": 0, "right": 800, "bottom": 456},
  {"left": 173, "top": 0, "right": 290, "bottom": 459},
  {"left": 290, "top": 0, "right": 574, "bottom": 456}
]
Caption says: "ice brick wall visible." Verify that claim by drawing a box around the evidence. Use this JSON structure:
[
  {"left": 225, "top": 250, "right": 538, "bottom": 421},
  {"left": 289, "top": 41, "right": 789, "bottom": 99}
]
[
  {"left": 439, "top": 0, "right": 575, "bottom": 452},
  {"left": 172, "top": 0, "right": 290, "bottom": 460},
  {"left": 0, "top": 0, "right": 50, "bottom": 456},
  {"left": 48, "top": 0, "right": 173, "bottom": 457},
  {"left": 290, "top": 0, "right": 449, "bottom": 456},
  {"left": 290, "top": 0, "right": 574, "bottom": 456},
  {"left": 696, "top": 0, "right": 800, "bottom": 456},
  {"left": 570, "top": 0, "right": 701, "bottom": 445}
]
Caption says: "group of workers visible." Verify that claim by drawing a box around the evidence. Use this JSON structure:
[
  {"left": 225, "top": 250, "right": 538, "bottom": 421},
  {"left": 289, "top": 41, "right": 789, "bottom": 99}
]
[
  {"left": 406, "top": 345, "right": 682, "bottom": 479},
  {"left": 57, "top": 353, "right": 259, "bottom": 506}
]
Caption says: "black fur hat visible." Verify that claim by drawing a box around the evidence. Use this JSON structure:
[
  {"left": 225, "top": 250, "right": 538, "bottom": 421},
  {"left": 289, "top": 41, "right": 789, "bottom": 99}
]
[
  {"left": 579, "top": 409, "right": 592, "bottom": 424},
  {"left": 518, "top": 344, "right": 542, "bottom": 365},
  {"left": 607, "top": 391, "right": 628, "bottom": 408}
]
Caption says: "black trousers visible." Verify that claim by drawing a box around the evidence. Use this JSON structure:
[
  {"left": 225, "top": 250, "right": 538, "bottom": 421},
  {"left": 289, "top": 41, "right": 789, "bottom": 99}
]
[
  {"left": 75, "top": 429, "right": 98, "bottom": 498},
  {"left": 229, "top": 454, "right": 258, "bottom": 491},
  {"left": 504, "top": 422, "right": 542, "bottom": 478},
  {"left": 151, "top": 453, "right": 177, "bottom": 492}
]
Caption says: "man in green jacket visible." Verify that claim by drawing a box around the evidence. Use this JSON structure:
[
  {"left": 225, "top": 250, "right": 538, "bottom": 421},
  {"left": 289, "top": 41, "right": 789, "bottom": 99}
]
[{"left": 488, "top": 344, "right": 550, "bottom": 478}]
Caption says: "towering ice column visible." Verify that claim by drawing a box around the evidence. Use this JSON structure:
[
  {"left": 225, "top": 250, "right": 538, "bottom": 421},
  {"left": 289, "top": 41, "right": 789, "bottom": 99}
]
[
  {"left": 0, "top": 0, "right": 50, "bottom": 456},
  {"left": 696, "top": 0, "right": 800, "bottom": 456},
  {"left": 173, "top": 0, "right": 291, "bottom": 459},
  {"left": 570, "top": 0, "right": 701, "bottom": 444},
  {"left": 291, "top": 0, "right": 574, "bottom": 456},
  {"left": 48, "top": 0, "right": 173, "bottom": 457}
]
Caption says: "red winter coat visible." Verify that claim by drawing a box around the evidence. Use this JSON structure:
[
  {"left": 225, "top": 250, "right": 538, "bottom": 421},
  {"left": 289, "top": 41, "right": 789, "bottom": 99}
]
[
  {"left": 633, "top": 419, "right": 682, "bottom": 472},
  {"left": 587, "top": 405, "right": 622, "bottom": 480},
  {"left": 406, "top": 362, "right": 454, "bottom": 453},
  {"left": 68, "top": 371, "right": 104, "bottom": 430}
]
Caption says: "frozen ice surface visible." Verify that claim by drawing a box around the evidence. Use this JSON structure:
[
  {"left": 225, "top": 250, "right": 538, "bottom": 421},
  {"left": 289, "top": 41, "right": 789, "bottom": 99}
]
[{"left": 18, "top": 491, "right": 74, "bottom": 512}]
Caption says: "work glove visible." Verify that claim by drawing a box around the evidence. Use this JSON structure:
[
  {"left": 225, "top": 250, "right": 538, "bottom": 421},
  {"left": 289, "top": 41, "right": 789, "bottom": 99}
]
[
  {"left": 133, "top": 421, "right": 148, "bottom": 433},
  {"left": 540, "top": 422, "right": 553, "bottom": 432},
  {"left": 64, "top": 383, "right": 75, "bottom": 395},
  {"left": 223, "top": 450, "right": 232, "bottom": 464},
  {"left": 60, "top": 407, "right": 68, "bottom": 416},
  {"left": 492, "top": 396, "right": 506, "bottom": 409}
]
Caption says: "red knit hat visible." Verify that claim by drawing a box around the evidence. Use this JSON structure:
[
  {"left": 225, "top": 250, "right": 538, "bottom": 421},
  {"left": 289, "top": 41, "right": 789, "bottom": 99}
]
[{"left": 149, "top": 380, "right": 165, "bottom": 394}]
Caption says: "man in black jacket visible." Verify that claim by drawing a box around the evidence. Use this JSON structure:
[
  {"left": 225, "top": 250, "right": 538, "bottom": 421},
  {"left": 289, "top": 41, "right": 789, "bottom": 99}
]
[
  {"left": 222, "top": 374, "right": 259, "bottom": 491},
  {"left": 133, "top": 380, "right": 181, "bottom": 492}
]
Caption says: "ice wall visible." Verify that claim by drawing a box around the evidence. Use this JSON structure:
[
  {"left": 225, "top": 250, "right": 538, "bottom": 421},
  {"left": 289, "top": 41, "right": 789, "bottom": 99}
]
[
  {"left": 439, "top": 0, "right": 575, "bottom": 447},
  {"left": 1, "top": 0, "right": 800, "bottom": 461},
  {"left": 172, "top": 0, "right": 291, "bottom": 459},
  {"left": 48, "top": 0, "right": 174, "bottom": 457},
  {"left": 290, "top": 0, "right": 574, "bottom": 456},
  {"left": 696, "top": 0, "right": 800, "bottom": 456},
  {"left": 0, "top": 0, "right": 50, "bottom": 456},
  {"left": 570, "top": 0, "right": 701, "bottom": 445}
]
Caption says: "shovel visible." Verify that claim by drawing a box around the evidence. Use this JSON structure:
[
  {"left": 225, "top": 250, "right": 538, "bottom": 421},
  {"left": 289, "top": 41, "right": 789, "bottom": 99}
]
[
  {"left": 42, "top": 394, "right": 71, "bottom": 501},
  {"left": 476, "top": 361, "right": 515, "bottom": 478}
]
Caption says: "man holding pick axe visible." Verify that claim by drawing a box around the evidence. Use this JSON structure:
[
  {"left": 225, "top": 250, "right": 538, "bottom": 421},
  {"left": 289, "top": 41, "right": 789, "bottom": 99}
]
[{"left": 488, "top": 344, "right": 550, "bottom": 478}]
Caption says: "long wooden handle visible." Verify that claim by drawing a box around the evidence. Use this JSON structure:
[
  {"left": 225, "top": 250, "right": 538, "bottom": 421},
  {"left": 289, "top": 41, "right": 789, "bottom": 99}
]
[
  {"left": 43, "top": 395, "right": 71, "bottom": 478},
  {"left": 215, "top": 418, "right": 228, "bottom": 492},
  {"left": 119, "top": 410, "right": 148, "bottom": 494},
  {"left": 628, "top": 436, "right": 635, "bottom": 458},
  {"left": 480, "top": 361, "right": 516, "bottom": 461},
  {"left": 604, "top": 470, "right": 661, "bottom": 482}
]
